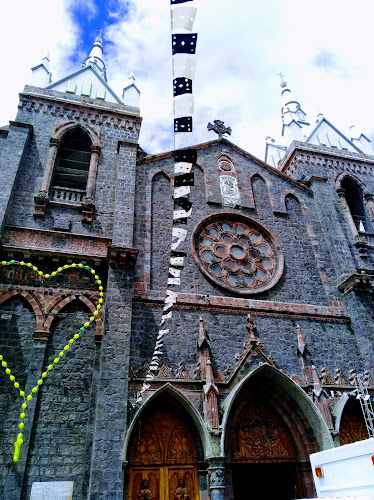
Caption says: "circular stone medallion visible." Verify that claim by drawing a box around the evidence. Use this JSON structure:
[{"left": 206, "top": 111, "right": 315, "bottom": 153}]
[{"left": 192, "top": 214, "right": 284, "bottom": 294}]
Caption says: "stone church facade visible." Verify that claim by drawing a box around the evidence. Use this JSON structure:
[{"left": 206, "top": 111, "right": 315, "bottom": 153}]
[{"left": 0, "top": 37, "right": 373, "bottom": 500}]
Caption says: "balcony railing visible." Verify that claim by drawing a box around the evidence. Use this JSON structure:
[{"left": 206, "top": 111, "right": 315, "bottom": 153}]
[{"left": 50, "top": 186, "right": 85, "bottom": 205}]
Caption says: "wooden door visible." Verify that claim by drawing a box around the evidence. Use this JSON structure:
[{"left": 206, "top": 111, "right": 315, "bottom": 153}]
[
  {"left": 128, "top": 398, "right": 200, "bottom": 500},
  {"left": 128, "top": 465, "right": 199, "bottom": 500}
]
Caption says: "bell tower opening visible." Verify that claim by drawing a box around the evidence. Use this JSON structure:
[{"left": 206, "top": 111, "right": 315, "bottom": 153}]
[
  {"left": 126, "top": 393, "right": 203, "bottom": 500},
  {"left": 225, "top": 373, "right": 319, "bottom": 500}
]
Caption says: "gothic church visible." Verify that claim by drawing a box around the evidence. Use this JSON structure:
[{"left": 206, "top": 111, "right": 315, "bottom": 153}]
[{"left": 0, "top": 35, "right": 373, "bottom": 500}]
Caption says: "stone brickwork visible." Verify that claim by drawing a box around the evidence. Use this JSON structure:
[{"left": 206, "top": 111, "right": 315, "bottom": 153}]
[{"left": 0, "top": 68, "right": 374, "bottom": 499}]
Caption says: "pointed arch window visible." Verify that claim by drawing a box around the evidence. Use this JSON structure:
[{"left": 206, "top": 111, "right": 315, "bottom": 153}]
[
  {"left": 34, "top": 126, "right": 100, "bottom": 222},
  {"left": 51, "top": 128, "right": 91, "bottom": 193},
  {"left": 340, "top": 177, "right": 370, "bottom": 233}
]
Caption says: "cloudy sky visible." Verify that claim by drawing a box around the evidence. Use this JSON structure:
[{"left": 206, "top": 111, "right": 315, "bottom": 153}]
[{"left": 1, "top": 0, "right": 374, "bottom": 160}]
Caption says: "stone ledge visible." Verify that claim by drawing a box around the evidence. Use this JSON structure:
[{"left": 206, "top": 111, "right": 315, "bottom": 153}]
[
  {"left": 133, "top": 290, "right": 349, "bottom": 322},
  {"left": 338, "top": 272, "right": 374, "bottom": 296}
]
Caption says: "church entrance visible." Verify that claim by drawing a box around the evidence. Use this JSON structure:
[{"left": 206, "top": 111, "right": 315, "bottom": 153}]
[
  {"left": 127, "top": 395, "right": 201, "bottom": 500},
  {"left": 225, "top": 372, "right": 319, "bottom": 499}
]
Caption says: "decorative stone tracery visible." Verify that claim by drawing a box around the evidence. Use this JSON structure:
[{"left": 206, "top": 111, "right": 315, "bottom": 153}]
[{"left": 193, "top": 214, "right": 284, "bottom": 294}]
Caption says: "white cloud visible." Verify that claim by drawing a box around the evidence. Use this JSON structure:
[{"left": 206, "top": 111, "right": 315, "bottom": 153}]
[{"left": 1, "top": 0, "right": 374, "bottom": 159}]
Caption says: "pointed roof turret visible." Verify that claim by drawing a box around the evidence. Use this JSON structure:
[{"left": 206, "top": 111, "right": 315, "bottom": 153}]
[
  {"left": 280, "top": 76, "right": 309, "bottom": 128},
  {"left": 82, "top": 34, "right": 107, "bottom": 82}
]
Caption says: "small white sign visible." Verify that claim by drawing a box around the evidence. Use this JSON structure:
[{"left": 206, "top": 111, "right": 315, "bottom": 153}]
[{"left": 30, "top": 481, "right": 74, "bottom": 500}]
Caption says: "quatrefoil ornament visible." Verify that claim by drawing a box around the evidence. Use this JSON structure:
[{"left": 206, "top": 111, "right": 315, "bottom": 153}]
[{"left": 0, "top": 260, "right": 104, "bottom": 462}]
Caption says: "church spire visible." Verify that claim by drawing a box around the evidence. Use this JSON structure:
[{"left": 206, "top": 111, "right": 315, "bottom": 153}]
[
  {"left": 82, "top": 33, "right": 107, "bottom": 82},
  {"left": 280, "top": 76, "right": 308, "bottom": 126}
]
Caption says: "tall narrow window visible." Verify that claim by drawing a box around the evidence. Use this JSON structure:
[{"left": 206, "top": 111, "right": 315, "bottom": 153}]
[
  {"left": 49, "top": 128, "right": 92, "bottom": 205},
  {"left": 341, "top": 177, "right": 368, "bottom": 232}
]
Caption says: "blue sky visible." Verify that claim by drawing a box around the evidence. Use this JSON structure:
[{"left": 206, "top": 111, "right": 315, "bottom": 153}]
[{"left": 1, "top": 0, "right": 374, "bottom": 160}]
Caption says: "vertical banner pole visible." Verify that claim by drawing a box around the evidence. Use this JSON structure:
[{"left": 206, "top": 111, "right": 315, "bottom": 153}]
[{"left": 138, "top": 0, "right": 198, "bottom": 398}]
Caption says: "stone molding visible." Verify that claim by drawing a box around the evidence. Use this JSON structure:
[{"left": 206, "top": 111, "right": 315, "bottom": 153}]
[
  {"left": 133, "top": 291, "right": 349, "bottom": 322},
  {"left": 18, "top": 94, "right": 141, "bottom": 132}
]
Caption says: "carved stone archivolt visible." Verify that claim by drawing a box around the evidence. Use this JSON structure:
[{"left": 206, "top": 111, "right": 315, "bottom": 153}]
[{"left": 193, "top": 214, "right": 284, "bottom": 294}]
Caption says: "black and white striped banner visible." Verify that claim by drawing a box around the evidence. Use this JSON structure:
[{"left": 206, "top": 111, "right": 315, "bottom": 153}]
[{"left": 138, "top": 0, "right": 198, "bottom": 398}]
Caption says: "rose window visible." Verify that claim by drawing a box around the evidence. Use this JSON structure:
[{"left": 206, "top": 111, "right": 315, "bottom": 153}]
[{"left": 193, "top": 215, "right": 284, "bottom": 294}]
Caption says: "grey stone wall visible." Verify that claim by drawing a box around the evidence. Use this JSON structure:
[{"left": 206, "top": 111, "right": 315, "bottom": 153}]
[{"left": 0, "top": 297, "right": 35, "bottom": 500}]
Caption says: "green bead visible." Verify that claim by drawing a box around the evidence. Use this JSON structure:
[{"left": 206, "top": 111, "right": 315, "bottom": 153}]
[
  {"left": 85, "top": 265, "right": 90, "bottom": 270},
  {"left": 80, "top": 327, "right": 85, "bottom": 332},
  {"left": 10, "top": 260, "right": 15, "bottom": 264}
]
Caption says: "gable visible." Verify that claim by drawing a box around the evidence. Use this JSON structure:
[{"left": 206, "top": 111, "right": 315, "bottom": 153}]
[
  {"left": 306, "top": 118, "right": 362, "bottom": 154},
  {"left": 47, "top": 66, "right": 122, "bottom": 104}
]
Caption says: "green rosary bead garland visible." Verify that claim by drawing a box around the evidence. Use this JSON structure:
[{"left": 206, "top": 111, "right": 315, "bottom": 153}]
[{"left": 0, "top": 260, "right": 104, "bottom": 462}]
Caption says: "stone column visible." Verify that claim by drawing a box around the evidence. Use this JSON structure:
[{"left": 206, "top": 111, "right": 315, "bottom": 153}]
[
  {"left": 336, "top": 188, "right": 359, "bottom": 238},
  {"left": 207, "top": 459, "right": 225, "bottom": 500},
  {"left": 85, "top": 146, "right": 101, "bottom": 201},
  {"left": 40, "top": 138, "right": 60, "bottom": 193},
  {"left": 364, "top": 192, "right": 374, "bottom": 222}
]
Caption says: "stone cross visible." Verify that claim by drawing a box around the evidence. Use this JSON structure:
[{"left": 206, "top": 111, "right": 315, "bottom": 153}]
[{"left": 207, "top": 120, "right": 232, "bottom": 139}]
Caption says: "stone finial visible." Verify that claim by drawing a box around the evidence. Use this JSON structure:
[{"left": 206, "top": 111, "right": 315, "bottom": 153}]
[{"left": 207, "top": 120, "right": 232, "bottom": 139}]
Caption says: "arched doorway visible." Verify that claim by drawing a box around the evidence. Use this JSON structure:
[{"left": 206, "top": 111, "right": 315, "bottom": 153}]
[
  {"left": 225, "top": 372, "right": 319, "bottom": 500},
  {"left": 127, "top": 394, "right": 202, "bottom": 500},
  {"left": 339, "top": 397, "right": 369, "bottom": 445}
]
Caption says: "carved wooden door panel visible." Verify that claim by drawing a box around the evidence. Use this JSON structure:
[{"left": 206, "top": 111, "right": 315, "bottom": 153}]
[
  {"left": 128, "top": 401, "right": 199, "bottom": 500},
  {"left": 166, "top": 466, "right": 199, "bottom": 500},
  {"left": 128, "top": 468, "right": 162, "bottom": 500},
  {"left": 128, "top": 465, "right": 198, "bottom": 500}
]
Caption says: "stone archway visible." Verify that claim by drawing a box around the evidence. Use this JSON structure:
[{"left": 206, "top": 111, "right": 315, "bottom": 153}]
[
  {"left": 224, "top": 371, "right": 320, "bottom": 500},
  {"left": 127, "top": 393, "right": 203, "bottom": 500}
]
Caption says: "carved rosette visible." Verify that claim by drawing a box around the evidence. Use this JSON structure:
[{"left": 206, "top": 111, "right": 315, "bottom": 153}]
[{"left": 193, "top": 214, "right": 284, "bottom": 294}]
